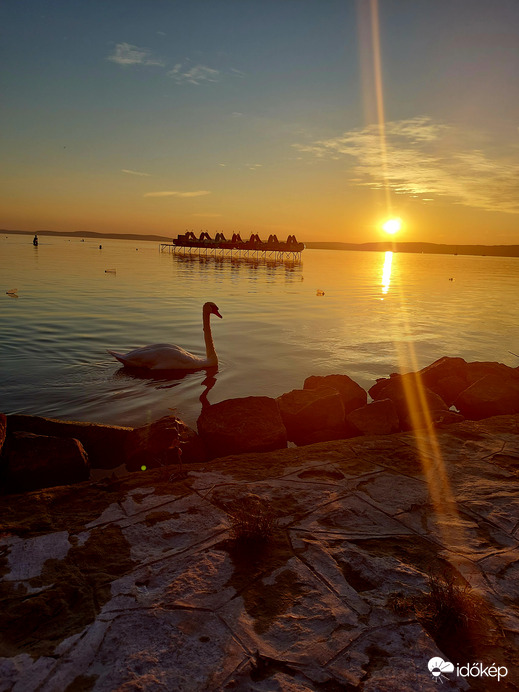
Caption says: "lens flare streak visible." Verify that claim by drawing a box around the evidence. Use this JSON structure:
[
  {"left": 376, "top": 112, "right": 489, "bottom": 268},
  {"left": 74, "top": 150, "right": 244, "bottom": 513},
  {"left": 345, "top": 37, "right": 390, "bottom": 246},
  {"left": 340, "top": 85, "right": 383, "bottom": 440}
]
[{"left": 365, "top": 0, "right": 467, "bottom": 560}]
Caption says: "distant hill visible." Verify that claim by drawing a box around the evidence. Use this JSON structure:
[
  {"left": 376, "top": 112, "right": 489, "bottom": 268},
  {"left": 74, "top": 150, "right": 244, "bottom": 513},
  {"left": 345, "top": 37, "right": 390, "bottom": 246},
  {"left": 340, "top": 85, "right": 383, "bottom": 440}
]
[
  {"left": 3, "top": 229, "right": 519, "bottom": 257},
  {"left": 304, "top": 241, "right": 519, "bottom": 258},
  {"left": 2, "top": 229, "right": 173, "bottom": 243}
]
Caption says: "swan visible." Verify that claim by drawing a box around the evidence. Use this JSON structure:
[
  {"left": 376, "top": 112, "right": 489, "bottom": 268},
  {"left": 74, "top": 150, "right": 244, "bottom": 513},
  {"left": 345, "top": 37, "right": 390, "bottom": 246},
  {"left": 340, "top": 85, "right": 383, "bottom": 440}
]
[{"left": 108, "top": 301, "right": 222, "bottom": 370}]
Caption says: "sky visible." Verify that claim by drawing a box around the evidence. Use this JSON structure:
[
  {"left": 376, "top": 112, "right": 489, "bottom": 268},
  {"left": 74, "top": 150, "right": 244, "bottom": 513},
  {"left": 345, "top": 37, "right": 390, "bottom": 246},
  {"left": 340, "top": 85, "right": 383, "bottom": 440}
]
[{"left": 1, "top": 0, "right": 519, "bottom": 244}]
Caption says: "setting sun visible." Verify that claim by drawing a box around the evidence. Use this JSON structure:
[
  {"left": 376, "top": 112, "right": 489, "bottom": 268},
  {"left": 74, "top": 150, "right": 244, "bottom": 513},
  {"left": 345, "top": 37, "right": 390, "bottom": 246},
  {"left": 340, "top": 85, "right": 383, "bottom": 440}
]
[{"left": 382, "top": 218, "right": 402, "bottom": 235}]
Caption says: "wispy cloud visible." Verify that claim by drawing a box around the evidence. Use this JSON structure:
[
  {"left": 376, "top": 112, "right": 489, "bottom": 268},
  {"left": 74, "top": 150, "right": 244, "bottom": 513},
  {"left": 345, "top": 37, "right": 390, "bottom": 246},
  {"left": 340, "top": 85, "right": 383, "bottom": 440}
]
[
  {"left": 144, "top": 190, "right": 211, "bottom": 198},
  {"left": 108, "top": 46, "right": 241, "bottom": 87},
  {"left": 122, "top": 168, "right": 151, "bottom": 177},
  {"left": 294, "top": 116, "right": 519, "bottom": 214},
  {"left": 108, "top": 42, "right": 164, "bottom": 67},
  {"left": 168, "top": 62, "right": 220, "bottom": 85}
]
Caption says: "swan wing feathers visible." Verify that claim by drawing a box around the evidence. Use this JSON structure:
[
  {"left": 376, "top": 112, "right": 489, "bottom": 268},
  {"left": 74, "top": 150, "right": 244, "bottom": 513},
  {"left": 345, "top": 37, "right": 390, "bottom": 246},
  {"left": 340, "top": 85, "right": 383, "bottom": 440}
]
[{"left": 108, "top": 344, "right": 206, "bottom": 370}]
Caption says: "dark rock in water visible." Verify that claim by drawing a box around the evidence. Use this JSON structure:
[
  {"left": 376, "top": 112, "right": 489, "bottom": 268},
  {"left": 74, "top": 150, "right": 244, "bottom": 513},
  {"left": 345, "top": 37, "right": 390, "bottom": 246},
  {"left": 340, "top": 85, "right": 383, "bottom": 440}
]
[
  {"left": 6, "top": 414, "right": 133, "bottom": 469},
  {"left": 455, "top": 373, "right": 519, "bottom": 420},
  {"left": 2, "top": 431, "right": 90, "bottom": 492},
  {"left": 0, "top": 413, "right": 6, "bottom": 455},
  {"left": 277, "top": 387, "right": 345, "bottom": 446},
  {"left": 418, "top": 356, "right": 470, "bottom": 405},
  {"left": 303, "top": 373, "right": 367, "bottom": 414},
  {"left": 197, "top": 396, "right": 287, "bottom": 458},
  {"left": 368, "top": 372, "right": 449, "bottom": 428},
  {"left": 344, "top": 398, "right": 400, "bottom": 438},
  {"left": 125, "top": 415, "right": 206, "bottom": 471},
  {"left": 465, "top": 360, "right": 519, "bottom": 386},
  {"left": 369, "top": 371, "right": 401, "bottom": 400},
  {"left": 369, "top": 359, "right": 519, "bottom": 425}
]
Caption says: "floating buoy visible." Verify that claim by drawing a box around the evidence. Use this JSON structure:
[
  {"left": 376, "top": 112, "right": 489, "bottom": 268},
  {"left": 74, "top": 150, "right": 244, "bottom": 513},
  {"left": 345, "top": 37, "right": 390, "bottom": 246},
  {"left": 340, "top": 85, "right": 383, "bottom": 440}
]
[
  {"left": 6, "top": 288, "right": 18, "bottom": 295},
  {"left": 105, "top": 269, "right": 116, "bottom": 274},
  {"left": 316, "top": 289, "right": 325, "bottom": 296}
]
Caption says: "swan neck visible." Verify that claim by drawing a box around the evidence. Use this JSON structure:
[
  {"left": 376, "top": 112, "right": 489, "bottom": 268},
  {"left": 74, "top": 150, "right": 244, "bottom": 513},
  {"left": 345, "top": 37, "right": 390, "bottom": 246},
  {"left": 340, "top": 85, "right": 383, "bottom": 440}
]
[{"left": 203, "top": 310, "right": 217, "bottom": 363}]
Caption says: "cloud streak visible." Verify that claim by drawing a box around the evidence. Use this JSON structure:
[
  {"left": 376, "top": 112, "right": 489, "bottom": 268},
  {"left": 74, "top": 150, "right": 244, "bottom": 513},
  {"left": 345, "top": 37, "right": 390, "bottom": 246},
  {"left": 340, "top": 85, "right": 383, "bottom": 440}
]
[
  {"left": 144, "top": 190, "right": 211, "bottom": 198},
  {"left": 108, "top": 46, "right": 241, "bottom": 88},
  {"left": 168, "top": 63, "right": 220, "bottom": 85},
  {"left": 294, "top": 116, "right": 519, "bottom": 214},
  {"left": 122, "top": 169, "right": 151, "bottom": 177},
  {"left": 108, "top": 43, "right": 164, "bottom": 67}
]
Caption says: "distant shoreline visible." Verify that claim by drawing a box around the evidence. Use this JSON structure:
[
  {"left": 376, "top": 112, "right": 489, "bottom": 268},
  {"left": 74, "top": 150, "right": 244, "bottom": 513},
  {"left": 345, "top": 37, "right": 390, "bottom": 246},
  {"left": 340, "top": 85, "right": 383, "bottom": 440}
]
[
  {"left": 3, "top": 228, "right": 519, "bottom": 258},
  {"left": 304, "top": 241, "right": 519, "bottom": 258}
]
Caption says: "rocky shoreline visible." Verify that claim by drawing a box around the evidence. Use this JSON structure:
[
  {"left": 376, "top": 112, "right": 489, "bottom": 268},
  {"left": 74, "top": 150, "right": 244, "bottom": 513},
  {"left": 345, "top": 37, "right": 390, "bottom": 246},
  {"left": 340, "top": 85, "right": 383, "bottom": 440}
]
[
  {"left": 1, "top": 356, "right": 518, "bottom": 494},
  {"left": 1, "top": 356, "right": 519, "bottom": 691}
]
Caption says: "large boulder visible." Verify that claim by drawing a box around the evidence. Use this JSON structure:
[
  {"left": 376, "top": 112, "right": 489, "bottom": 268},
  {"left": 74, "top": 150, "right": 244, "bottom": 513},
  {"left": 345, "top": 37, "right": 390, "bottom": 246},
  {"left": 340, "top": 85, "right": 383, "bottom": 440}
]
[
  {"left": 368, "top": 372, "right": 449, "bottom": 428},
  {"left": 454, "top": 374, "right": 519, "bottom": 420},
  {"left": 465, "top": 361, "right": 519, "bottom": 387},
  {"left": 303, "top": 374, "right": 367, "bottom": 414},
  {"left": 6, "top": 414, "right": 133, "bottom": 469},
  {"left": 277, "top": 387, "right": 345, "bottom": 446},
  {"left": 2, "top": 431, "right": 90, "bottom": 492},
  {"left": 418, "top": 356, "right": 470, "bottom": 405},
  {"left": 197, "top": 396, "right": 287, "bottom": 458},
  {"left": 369, "top": 372, "right": 401, "bottom": 400},
  {"left": 125, "top": 416, "right": 206, "bottom": 471},
  {"left": 344, "top": 399, "right": 400, "bottom": 438}
]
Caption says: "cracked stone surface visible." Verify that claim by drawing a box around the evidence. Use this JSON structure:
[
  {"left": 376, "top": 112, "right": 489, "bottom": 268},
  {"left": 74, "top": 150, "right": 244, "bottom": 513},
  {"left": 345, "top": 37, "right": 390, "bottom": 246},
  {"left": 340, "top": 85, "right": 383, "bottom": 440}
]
[{"left": 1, "top": 415, "right": 519, "bottom": 691}]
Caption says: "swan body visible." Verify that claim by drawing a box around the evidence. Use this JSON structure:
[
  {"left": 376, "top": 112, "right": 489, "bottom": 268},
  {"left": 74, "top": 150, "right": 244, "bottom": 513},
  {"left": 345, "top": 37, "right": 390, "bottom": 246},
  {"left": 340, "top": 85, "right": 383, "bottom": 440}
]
[{"left": 108, "top": 301, "right": 222, "bottom": 371}]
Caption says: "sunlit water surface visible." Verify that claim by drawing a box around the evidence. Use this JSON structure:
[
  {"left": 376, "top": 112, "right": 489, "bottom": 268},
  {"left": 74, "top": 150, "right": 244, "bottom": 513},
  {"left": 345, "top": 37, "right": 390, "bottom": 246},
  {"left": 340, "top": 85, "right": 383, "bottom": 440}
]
[{"left": 1, "top": 235, "right": 518, "bottom": 429}]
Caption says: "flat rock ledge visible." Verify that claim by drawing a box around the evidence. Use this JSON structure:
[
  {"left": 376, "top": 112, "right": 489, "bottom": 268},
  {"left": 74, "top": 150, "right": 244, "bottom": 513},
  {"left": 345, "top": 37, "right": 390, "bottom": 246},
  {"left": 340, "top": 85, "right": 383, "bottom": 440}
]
[{"left": 1, "top": 414, "right": 519, "bottom": 691}]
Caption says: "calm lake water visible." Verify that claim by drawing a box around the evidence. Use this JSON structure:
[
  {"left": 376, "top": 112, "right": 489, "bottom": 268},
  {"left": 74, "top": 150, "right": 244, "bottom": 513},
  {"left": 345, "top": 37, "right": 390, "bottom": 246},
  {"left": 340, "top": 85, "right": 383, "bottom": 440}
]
[{"left": 1, "top": 234, "right": 518, "bottom": 429}]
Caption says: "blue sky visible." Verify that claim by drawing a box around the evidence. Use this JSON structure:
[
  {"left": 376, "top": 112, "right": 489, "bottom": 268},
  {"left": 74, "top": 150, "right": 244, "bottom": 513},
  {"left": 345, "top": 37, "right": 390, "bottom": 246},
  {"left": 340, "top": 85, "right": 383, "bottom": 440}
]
[{"left": 1, "top": 0, "right": 519, "bottom": 243}]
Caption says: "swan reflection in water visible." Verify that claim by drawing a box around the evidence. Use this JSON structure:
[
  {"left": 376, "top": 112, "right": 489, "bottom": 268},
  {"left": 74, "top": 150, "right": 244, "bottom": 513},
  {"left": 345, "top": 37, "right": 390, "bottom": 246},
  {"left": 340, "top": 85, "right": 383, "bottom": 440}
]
[{"left": 112, "top": 365, "right": 218, "bottom": 410}]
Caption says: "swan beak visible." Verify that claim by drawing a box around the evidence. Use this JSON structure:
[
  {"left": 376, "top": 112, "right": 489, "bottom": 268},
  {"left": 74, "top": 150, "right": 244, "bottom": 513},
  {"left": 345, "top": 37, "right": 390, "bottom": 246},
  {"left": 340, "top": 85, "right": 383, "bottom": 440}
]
[{"left": 215, "top": 309, "right": 222, "bottom": 318}]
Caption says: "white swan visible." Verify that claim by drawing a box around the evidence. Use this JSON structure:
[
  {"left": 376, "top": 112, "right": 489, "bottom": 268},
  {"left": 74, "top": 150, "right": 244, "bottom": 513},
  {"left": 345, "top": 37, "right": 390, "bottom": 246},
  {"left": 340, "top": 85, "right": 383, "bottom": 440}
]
[{"left": 108, "top": 301, "right": 222, "bottom": 370}]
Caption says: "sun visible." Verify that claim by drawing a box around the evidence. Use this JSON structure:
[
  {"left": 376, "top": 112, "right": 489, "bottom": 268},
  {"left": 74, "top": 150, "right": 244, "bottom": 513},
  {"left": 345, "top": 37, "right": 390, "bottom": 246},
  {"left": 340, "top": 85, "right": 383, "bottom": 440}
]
[{"left": 382, "top": 218, "right": 402, "bottom": 235}]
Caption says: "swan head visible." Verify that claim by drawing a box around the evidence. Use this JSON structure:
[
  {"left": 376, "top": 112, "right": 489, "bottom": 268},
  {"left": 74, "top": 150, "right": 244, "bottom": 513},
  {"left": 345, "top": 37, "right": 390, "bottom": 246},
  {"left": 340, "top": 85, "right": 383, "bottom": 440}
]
[{"left": 204, "top": 301, "right": 222, "bottom": 319}]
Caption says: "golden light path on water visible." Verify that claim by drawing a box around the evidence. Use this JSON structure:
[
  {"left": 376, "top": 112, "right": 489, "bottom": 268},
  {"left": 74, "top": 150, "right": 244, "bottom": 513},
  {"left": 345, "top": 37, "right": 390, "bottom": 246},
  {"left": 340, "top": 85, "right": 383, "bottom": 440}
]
[
  {"left": 381, "top": 250, "right": 392, "bottom": 295},
  {"left": 368, "top": 0, "right": 467, "bottom": 566}
]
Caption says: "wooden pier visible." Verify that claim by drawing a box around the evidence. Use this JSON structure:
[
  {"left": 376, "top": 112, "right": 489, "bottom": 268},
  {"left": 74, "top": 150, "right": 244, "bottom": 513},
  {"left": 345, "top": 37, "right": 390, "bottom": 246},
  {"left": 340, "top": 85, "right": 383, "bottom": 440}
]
[{"left": 160, "top": 232, "right": 304, "bottom": 262}]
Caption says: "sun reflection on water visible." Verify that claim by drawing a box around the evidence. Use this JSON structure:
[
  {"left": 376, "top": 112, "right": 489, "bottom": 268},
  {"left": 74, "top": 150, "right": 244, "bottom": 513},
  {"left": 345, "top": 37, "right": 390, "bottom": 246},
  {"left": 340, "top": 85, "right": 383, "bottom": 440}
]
[{"left": 381, "top": 250, "right": 393, "bottom": 295}]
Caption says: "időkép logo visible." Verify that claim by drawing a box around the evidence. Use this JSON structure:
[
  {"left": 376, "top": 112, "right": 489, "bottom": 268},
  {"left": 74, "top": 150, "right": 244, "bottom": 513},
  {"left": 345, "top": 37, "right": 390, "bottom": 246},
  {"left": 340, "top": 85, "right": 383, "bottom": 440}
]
[{"left": 428, "top": 657, "right": 508, "bottom": 683}]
